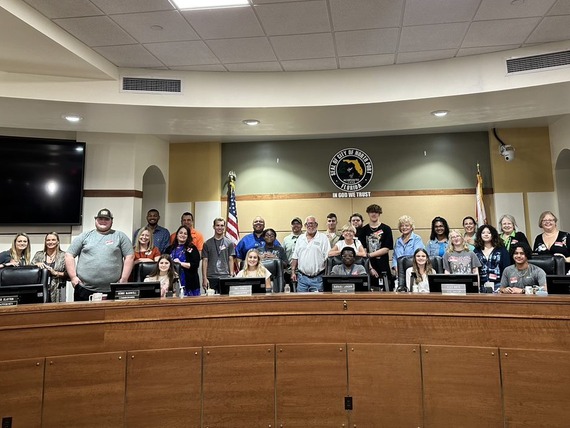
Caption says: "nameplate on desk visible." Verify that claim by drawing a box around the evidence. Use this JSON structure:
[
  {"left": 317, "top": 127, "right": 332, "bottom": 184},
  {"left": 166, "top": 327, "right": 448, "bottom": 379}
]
[
  {"left": 115, "top": 290, "right": 140, "bottom": 300},
  {"left": 441, "top": 283, "right": 466, "bottom": 295},
  {"left": 332, "top": 283, "right": 355, "bottom": 294},
  {"left": 0, "top": 296, "right": 18, "bottom": 306},
  {"left": 229, "top": 285, "right": 252, "bottom": 296}
]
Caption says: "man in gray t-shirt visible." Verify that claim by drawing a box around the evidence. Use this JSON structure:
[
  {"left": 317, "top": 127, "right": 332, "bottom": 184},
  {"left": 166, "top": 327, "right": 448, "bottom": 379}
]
[
  {"left": 201, "top": 218, "right": 236, "bottom": 294},
  {"left": 500, "top": 242, "right": 547, "bottom": 294},
  {"left": 65, "top": 208, "right": 134, "bottom": 301}
]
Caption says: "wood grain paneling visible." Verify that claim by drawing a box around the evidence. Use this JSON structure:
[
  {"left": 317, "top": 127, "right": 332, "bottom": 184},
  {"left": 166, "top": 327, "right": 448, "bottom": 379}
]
[
  {"left": 125, "top": 348, "right": 202, "bottom": 428},
  {"left": 42, "top": 351, "right": 127, "bottom": 428},
  {"left": 422, "top": 345, "right": 502, "bottom": 428},
  {"left": 203, "top": 344, "right": 275, "bottom": 428},
  {"left": 0, "top": 358, "right": 44, "bottom": 427},
  {"left": 348, "top": 343, "right": 422, "bottom": 428},
  {"left": 276, "top": 343, "right": 348, "bottom": 427},
  {"left": 501, "top": 348, "right": 570, "bottom": 428}
]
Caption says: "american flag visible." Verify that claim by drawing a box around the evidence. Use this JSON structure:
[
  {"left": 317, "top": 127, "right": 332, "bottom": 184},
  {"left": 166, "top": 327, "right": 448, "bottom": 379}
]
[
  {"left": 475, "top": 164, "right": 487, "bottom": 227},
  {"left": 225, "top": 171, "right": 240, "bottom": 244}
]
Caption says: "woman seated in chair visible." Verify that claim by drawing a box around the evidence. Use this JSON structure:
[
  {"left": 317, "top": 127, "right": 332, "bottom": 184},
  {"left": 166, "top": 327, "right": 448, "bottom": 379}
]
[
  {"left": 236, "top": 249, "right": 271, "bottom": 289},
  {"left": 133, "top": 227, "right": 161, "bottom": 264},
  {"left": 331, "top": 247, "right": 366, "bottom": 276},
  {"left": 0, "top": 233, "right": 31, "bottom": 268},
  {"left": 443, "top": 230, "right": 481, "bottom": 275},
  {"left": 144, "top": 254, "right": 180, "bottom": 298},
  {"left": 258, "top": 228, "right": 288, "bottom": 268},
  {"left": 32, "top": 232, "right": 67, "bottom": 302},
  {"left": 405, "top": 248, "right": 436, "bottom": 292},
  {"left": 328, "top": 224, "right": 366, "bottom": 257}
]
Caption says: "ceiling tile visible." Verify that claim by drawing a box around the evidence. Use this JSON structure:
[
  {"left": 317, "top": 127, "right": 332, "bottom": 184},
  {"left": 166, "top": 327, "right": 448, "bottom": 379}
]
[
  {"left": 22, "top": 0, "right": 104, "bottom": 19},
  {"left": 526, "top": 15, "right": 570, "bottom": 43},
  {"left": 329, "top": 0, "right": 403, "bottom": 31},
  {"left": 144, "top": 41, "right": 220, "bottom": 66},
  {"left": 474, "top": 0, "right": 557, "bottom": 20},
  {"left": 281, "top": 57, "right": 338, "bottom": 71},
  {"left": 226, "top": 62, "right": 283, "bottom": 71},
  {"left": 463, "top": 17, "right": 541, "bottom": 47},
  {"left": 252, "top": 0, "right": 306, "bottom": 3},
  {"left": 111, "top": 11, "right": 199, "bottom": 43},
  {"left": 270, "top": 33, "right": 334, "bottom": 60},
  {"left": 548, "top": 0, "right": 570, "bottom": 15},
  {"left": 93, "top": 45, "right": 164, "bottom": 67},
  {"left": 255, "top": 0, "right": 330, "bottom": 36},
  {"left": 53, "top": 16, "right": 137, "bottom": 47},
  {"left": 181, "top": 7, "right": 264, "bottom": 39},
  {"left": 396, "top": 49, "right": 457, "bottom": 64},
  {"left": 170, "top": 64, "right": 228, "bottom": 71},
  {"left": 207, "top": 37, "right": 277, "bottom": 63},
  {"left": 335, "top": 28, "right": 399, "bottom": 56},
  {"left": 457, "top": 45, "right": 520, "bottom": 57},
  {"left": 339, "top": 54, "right": 395, "bottom": 69},
  {"left": 400, "top": 23, "right": 468, "bottom": 52},
  {"left": 90, "top": 0, "right": 174, "bottom": 15},
  {"left": 403, "top": 0, "right": 480, "bottom": 26}
]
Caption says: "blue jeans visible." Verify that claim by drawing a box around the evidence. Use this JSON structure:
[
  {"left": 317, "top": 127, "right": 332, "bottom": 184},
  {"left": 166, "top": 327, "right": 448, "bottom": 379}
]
[{"left": 296, "top": 272, "right": 323, "bottom": 292}]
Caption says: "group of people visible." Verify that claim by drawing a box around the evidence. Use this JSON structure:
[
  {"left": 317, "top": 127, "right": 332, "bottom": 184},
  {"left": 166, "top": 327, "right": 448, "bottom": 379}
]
[{"left": 0, "top": 205, "right": 568, "bottom": 300}]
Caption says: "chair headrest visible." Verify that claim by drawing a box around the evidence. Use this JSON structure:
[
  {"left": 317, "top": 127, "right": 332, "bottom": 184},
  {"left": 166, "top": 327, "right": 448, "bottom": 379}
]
[{"left": 1, "top": 266, "right": 42, "bottom": 286}]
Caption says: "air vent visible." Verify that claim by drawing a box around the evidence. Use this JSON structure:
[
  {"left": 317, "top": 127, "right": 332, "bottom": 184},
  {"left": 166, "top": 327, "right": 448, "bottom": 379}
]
[
  {"left": 506, "top": 50, "right": 570, "bottom": 74},
  {"left": 121, "top": 77, "right": 182, "bottom": 93}
]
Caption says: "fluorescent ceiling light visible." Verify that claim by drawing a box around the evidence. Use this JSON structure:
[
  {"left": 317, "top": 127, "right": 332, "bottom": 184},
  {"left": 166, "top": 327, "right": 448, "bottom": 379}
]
[{"left": 172, "top": 0, "right": 249, "bottom": 10}]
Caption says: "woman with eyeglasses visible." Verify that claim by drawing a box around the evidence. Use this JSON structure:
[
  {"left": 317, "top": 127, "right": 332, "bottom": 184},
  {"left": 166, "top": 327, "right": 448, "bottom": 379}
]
[
  {"left": 259, "top": 228, "right": 288, "bottom": 268},
  {"left": 533, "top": 211, "right": 569, "bottom": 270}
]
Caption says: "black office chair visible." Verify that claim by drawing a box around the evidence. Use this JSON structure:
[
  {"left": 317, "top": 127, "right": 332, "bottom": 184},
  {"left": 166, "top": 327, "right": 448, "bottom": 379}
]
[
  {"left": 0, "top": 266, "right": 49, "bottom": 303},
  {"left": 397, "top": 255, "right": 444, "bottom": 291},
  {"left": 261, "top": 259, "right": 285, "bottom": 293},
  {"left": 134, "top": 262, "right": 181, "bottom": 282},
  {"left": 528, "top": 255, "right": 565, "bottom": 275}
]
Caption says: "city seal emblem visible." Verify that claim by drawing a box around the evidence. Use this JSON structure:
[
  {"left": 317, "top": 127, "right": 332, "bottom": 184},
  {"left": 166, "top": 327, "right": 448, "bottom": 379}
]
[{"left": 329, "top": 148, "right": 373, "bottom": 192}]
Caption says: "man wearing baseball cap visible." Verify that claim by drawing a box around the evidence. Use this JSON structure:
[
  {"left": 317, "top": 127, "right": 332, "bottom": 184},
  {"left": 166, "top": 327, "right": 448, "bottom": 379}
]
[
  {"left": 283, "top": 217, "right": 303, "bottom": 287},
  {"left": 65, "top": 208, "right": 134, "bottom": 301}
]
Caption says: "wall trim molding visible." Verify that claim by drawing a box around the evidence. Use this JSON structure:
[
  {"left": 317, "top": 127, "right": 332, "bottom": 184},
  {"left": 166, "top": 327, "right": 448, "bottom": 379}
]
[
  {"left": 221, "top": 188, "right": 494, "bottom": 201},
  {"left": 84, "top": 190, "right": 143, "bottom": 198}
]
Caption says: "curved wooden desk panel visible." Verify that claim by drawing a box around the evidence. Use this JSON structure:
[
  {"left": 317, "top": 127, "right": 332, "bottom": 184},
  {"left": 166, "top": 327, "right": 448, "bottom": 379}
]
[{"left": 0, "top": 294, "right": 569, "bottom": 427}]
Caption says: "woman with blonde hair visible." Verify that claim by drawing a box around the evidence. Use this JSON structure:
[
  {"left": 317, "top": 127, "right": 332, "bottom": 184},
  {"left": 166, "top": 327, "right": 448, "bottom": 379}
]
[
  {"left": 328, "top": 224, "right": 366, "bottom": 257},
  {"left": 533, "top": 211, "right": 569, "bottom": 271},
  {"left": 133, "top": 226, "right": 161, "bottom": 264},
  {"left": 392, "top": 215, "right": 424, "bottom": 274},
  {"left": 237, "top": 249, "right": 271, "bottom": 289},
  {"left": 0, "top": 233, "right": 31, "bottom": 268},
  {"left": 32, "top": 232, "right": 68, "bottom": 302},
  {"left": 443, "top": 229, "right": 481, "bottom": 275}
]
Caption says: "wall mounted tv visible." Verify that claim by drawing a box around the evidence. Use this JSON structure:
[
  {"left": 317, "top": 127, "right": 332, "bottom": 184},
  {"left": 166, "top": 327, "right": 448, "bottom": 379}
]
[{"left": 0, "top": 136, "right": 85, "bottom": 226}]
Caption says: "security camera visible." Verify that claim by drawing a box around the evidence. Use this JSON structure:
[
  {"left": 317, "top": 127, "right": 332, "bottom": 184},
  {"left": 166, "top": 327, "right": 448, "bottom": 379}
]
[{"left": 500, "top": 145, "right": 515, "bottom": 162}]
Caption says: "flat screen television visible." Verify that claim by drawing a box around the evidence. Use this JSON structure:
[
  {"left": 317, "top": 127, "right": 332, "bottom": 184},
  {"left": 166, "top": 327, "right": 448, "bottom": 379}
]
[
  {"left": 219, "top": 277, "right": 267, "bottom": 295},
  {"left": 0, "top": 135, "right": 85, "bottom": 225},
  {"left": 322, "top": 275, "right": 369, "bottom": 293},
  {"left": 109, "top": 281, "right": 161, "bottom": 300},
  {"left": 427, "top": 274, "right": 479, "bottom": 294},
  {"left": 546, "top": 275, "right": 570, "bottom": 294},
  {"left": 0, "top": 284, "right": 47, "bottom": 305}
]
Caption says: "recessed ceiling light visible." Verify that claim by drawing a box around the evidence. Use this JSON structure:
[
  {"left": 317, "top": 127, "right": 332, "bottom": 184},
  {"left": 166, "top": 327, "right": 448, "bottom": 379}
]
[
  {"left": 150, "top": 25, "right": 164, "bottom": 31},
  {"left": 172, "top": 0, "right": 249, "bottom": 10},
  {"left": 63, "top": 114, "right": 83, "bottom": 123},
  {"left": 242, "top": 119, "right": 260, "bottom": 126},
  {"left": 431, "top": 110, "right": 449, "bottom": 118}
]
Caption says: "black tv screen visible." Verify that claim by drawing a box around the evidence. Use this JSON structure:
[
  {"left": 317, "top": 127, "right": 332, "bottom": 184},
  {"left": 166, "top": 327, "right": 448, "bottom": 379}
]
[{"left": 0, "top": 136, "right": 85, "bottom": 225}]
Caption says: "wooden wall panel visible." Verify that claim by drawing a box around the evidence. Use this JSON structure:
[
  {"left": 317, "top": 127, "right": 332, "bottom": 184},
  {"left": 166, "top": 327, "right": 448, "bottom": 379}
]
[
  {"left": 0, "top": 358, "right": 44, "bottom": 427},
  {"left": 422, "top": 345, "right": 502, "bottom": 428},
  {"left": 202, "top": 344, "right": 275, "bottom": 428},
  {"left": 125, "top": 347, "right": 202, "bottom": 428},
  {"left": 42, "top": 351, "right": 127, "bottom": 428},
  {"left": 276, "top": 343, "right": 348, "bottom": 427},
  {"left": 347, "top": 343, "right": 422, "bottom": 428},
  {"left": 501, "top": 348, "right": 570, "bottom": 428}
]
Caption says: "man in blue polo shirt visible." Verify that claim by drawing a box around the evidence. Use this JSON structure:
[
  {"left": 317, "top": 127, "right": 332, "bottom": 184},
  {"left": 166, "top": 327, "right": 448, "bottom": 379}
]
[{"left": 235, "top": 216, "right": 280, "bottom": 263}]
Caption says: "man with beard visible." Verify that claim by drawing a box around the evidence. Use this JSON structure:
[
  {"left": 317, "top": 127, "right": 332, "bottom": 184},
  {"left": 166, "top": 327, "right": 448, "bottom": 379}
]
[
  {"left": 290, "top": 216, "right": 331, "bottom": 292},
  {"left": 170, "top": 212, "right": 205, "bottom": 251},
  {"left": 133, "top": 209, "right": 170, "bottom": 253},
  {"left": 65, "top": 208, "right": 134, "bottom": 301},
  {"left": 235, "top": 216, "right": 280, "bottom": 263},
  {"left": 283, "top": 217, "right": 303, "bottom": 285}
]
